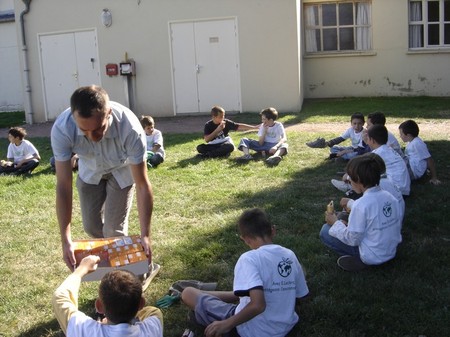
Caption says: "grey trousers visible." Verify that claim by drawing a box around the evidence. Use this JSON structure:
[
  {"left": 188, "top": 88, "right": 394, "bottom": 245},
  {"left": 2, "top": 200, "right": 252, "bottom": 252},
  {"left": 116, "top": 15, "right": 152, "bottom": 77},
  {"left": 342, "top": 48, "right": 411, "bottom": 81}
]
[{"left": 76, "top": 174, "right": 134, "bottom": 238}]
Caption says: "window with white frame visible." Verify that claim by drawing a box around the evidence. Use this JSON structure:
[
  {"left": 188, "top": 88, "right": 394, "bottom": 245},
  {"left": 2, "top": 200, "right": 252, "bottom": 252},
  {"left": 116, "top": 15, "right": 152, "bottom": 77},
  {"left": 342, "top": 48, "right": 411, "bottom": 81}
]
[
  {"left": 304, "top": 1, "right": 372, "bottom": 53},
  {"left": 409, "top": 0, "right": 450, "bottom": 48}
]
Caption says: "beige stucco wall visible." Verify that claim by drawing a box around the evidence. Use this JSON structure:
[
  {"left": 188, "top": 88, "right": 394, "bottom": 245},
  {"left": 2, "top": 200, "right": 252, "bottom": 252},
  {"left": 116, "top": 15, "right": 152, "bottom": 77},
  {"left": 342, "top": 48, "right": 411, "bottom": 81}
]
[
  {"left": 14, "top": 0, "right": 302, "bottom": 123},
  {"left": 302, "top": 0, "right": 450, "bottom": 98}
]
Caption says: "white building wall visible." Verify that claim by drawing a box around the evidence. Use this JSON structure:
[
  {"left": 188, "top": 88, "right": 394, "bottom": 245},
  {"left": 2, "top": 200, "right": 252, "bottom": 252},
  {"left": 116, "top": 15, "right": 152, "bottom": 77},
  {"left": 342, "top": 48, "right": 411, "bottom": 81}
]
[
  {"left": 303, "top": 0, "right": 450, "bottom": 98},
  {"left": 13, "top": 0, "right": 302, "bottom": 123},
  {"left": 0, "top": 0, "right": 23, "bottom": 112}
]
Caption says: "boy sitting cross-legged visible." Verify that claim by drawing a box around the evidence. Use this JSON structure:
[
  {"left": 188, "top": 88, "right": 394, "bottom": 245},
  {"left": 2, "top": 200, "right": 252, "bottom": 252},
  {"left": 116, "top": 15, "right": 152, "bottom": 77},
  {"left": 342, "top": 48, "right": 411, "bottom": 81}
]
[
  {"left": 0, "top": 127, "right": 40, "bottom": 175},
  {"left": 196, "top": 105, "right": 259, "bottom": 159},
  {"left": 237, "top": 107, "right": 288, "bottom": 166},
  {"left": 181, "top": 208, "right": 309, "bottom": 337},
  {"left": 320, "top": 154, "right": 403, "bottom": 272}
]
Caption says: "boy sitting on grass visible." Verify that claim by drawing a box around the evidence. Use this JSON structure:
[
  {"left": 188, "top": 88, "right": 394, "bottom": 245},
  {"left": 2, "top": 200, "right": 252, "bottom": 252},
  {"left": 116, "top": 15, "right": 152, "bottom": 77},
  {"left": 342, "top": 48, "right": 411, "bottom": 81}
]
[
  {"left": 306, "top": 112, "right": 366, "bottom": 161},
  {"left": 237, "top": 107, "right": 288, "bottom": 166},
  {"left": 197, "top": 105, "right": 258, "bottom": 158},
  {"left": 320, "top": 154, "right": 403, "bottom": 272},
  {"left": 140, "top": 115, "right": 166, "bottom": 168},
  {"left": 181, "top": 208, "right": 309, "bottom": 337},
  {"left": 0, "top": 127, "right": 40, "bottom": 175},
  {"left": 52, "top": 255, "right": 163, "bottom": 337},
  {"left": 399, "top": 119, "right": 441, "bottom": 185}
]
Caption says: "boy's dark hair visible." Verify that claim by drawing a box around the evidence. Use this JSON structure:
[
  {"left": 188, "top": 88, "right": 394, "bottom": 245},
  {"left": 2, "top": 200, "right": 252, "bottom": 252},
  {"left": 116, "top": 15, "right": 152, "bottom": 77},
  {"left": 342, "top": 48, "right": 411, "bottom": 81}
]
[
  {"left": 211, "top": 105, "right": 225, "bottom": 117},
  {"left": 367, "top": 112, "right": 386, "bottom": 125},
  {"left": 399, "top": 119, "right": 420, "bottom": 138},
  {"left": 140, "top": 115, "right": 155, "bottom": 128},
  {"left": 367, "top": 124, "right": 388, "bottom": 145},
  {"left": 346, "top": 154, "right": 381, "bottom": 188},
  {"left": 350, "top": 112, "right": 365, "bottom": 123},
  {"left": 70, "top": 85, "right": 109, "bottom": 118},
  {"left": 238, "top": 208, "right": 272, "bottom": 239},
  {"left": 260, "top": 107, "right": 278, "bottom": 121},
  {"left": 365, "top": 152, "right": 387, "bottom": 174},
  {"left": 8, "top": 127, "right": 27, "bottom": 140},
  {"left": 99, "top": 270, "right": 142, "bottom": 324}
]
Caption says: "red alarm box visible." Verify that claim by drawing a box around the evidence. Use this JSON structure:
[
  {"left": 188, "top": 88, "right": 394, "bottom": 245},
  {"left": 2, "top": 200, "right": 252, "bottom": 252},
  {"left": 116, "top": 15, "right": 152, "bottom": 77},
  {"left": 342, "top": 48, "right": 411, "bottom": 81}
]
[{"left": 106, "top": 63, "right": 118, "bottom": 76}]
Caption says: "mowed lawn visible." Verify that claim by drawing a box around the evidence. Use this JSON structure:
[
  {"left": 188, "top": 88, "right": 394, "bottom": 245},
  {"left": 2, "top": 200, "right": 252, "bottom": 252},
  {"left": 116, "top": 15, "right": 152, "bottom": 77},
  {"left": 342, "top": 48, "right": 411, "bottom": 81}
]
[{"left": 0, "top": 97, "right": 449, "bottom": 337}]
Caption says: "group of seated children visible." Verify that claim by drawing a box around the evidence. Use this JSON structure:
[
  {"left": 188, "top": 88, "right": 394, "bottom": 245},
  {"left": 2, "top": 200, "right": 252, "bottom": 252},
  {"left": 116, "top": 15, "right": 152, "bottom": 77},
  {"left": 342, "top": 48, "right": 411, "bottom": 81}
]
[
  {"left": 0, "top": 127, "right": 40, "bottom": 175},
  {"left": 316, "top": 113, "right": 440, "bottom": 271},
  {"left": 196, "top": 105, "right": 289, "bottom": 166},
  {"left": 53, "top": 208, "right": 309, "bottom": 337}
]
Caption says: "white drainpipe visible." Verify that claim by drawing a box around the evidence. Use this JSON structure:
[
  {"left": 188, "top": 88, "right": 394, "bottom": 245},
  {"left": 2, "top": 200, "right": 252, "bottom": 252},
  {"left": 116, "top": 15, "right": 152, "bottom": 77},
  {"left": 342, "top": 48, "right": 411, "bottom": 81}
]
[{"left": 19, "top": 0, "right": 33, "bottom": 124}]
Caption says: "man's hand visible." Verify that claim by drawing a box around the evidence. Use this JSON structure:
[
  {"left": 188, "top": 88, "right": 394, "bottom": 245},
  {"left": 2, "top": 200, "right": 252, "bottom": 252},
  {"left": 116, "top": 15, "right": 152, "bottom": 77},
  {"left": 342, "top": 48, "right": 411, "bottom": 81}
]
[
  {"left": 141, "top": 235, "right": 153, "bottom": 265},
  {"left": 62, "top": 241, "right": 77, "bottom": 271}
]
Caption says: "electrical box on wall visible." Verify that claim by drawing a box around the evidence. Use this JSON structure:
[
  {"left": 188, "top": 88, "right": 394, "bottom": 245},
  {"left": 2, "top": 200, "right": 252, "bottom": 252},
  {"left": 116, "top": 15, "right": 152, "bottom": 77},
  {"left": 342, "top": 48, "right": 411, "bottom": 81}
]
[
  {"left": 106, "top": 63, "right": 118, "bottom": 76},
  {"left": 120, "top": 60, "right": 135, "bottom": 76}
]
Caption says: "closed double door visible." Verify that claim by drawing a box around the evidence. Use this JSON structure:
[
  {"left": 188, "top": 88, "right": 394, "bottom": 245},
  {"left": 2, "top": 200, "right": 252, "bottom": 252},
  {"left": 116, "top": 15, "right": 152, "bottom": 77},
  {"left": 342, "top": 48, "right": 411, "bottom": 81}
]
[{"left": 170, "top": 18, "right": 241, "bottom": 114}]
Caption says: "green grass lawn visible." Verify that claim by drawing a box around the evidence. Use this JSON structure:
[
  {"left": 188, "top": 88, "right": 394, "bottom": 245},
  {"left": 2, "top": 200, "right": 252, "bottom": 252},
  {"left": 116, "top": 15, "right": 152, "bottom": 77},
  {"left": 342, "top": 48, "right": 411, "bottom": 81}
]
[{"left": 0, "top": 98, "right": 449, "bottom": 337}]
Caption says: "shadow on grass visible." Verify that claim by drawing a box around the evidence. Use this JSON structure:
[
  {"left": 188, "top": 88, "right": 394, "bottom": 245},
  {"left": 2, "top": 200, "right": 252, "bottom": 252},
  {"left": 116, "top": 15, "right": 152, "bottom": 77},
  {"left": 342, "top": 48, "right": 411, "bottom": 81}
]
[{"left": 159, "top": 138, "right": 449, "bottom": 337}]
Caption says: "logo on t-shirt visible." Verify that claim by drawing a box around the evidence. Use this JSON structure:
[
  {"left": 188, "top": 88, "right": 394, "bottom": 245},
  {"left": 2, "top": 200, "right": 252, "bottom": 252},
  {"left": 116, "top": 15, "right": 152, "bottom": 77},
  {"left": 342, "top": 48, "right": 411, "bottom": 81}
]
[
  {"left": 383, "top": 202, "right": 392, "bottom": 217},
  {"left": 277, "top": 257, "right": 293, "bottom": 278}
]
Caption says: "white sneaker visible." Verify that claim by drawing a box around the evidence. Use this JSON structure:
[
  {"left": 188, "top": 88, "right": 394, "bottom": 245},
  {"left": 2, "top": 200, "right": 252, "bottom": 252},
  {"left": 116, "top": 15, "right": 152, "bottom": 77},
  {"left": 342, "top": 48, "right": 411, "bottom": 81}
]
[{"left": 331, "top": 179, "right": 351, "bottom": 192}]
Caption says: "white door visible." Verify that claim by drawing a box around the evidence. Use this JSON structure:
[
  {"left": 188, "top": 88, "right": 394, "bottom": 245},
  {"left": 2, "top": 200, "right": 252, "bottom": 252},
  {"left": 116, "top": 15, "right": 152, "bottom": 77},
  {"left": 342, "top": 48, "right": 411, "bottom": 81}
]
[
  {"left": 170, "top": 19, "right": 241, "bottom": 114},
  {"left": 39, "top": 30, "right": 100, "bottom": 120}
]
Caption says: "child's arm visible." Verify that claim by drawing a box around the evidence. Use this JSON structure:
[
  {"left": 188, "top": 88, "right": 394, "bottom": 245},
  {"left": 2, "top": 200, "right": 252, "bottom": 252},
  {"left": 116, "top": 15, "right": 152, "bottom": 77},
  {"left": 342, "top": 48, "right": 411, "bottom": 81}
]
[
  {"left": 16, "top": 153, "right": 41, "bottom": 168},
  {"left": 151, "top": 144, "right": 161, "bottom": 153},
  {"left": 52, "top": 255, "right": 100, "bottom": 334},
  {"left": 426, "top": 157, "right": 441, "bottom": 185},
  {"left": 236, "top": 123, "right": 259, "bottom": 131},
  {"left": 204, "top": 288, "right": 265, "bottom": 337},
  {"left": 204, "top": 121, "right": 226, "bottom": 142},
  {"left": 258, "top": 125, "right": 268, "bottom": 145}
]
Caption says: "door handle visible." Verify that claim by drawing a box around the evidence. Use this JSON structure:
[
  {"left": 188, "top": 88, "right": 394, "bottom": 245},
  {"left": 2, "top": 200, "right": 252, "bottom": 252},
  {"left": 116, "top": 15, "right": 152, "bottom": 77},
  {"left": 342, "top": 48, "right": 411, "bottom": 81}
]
[{"left": 196, "top": 64, "right": 201, "bottom": 73}]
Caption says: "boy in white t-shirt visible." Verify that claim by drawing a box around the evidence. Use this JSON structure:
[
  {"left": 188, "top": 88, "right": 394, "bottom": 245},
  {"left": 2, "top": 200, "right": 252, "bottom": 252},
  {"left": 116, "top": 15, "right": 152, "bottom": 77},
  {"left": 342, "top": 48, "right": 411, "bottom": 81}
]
[
  {"left": 237, "top": 107, "right": 288, "bottom": 166},
  {"left": 140, "top": 115, "right": 165, "bottom": 168},
  {"left": 366, "top": 125, "right": 410, "bottom": 196},
  {"left": 181, "top": 208, "right": 309, "bottom": 337},
  {"left": 306, "top": 112, "right": 366, "bottom": 161},
  {"left": 399, "top": 119, "right": 441, "bottom": 185},
  {"left": 52, "top": 255, "right": 163, "bottom": 337},
  {"left": 0, "top": 127, "right": 40, "bottom": 175},
  {"left": 320, "top": 154, "right": 403, "bottom": 272}
]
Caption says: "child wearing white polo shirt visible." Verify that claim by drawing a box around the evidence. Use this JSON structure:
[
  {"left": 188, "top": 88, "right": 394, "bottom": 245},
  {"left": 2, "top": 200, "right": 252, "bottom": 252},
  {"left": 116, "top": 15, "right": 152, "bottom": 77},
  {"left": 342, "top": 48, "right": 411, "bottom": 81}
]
[
  {"left": 399, "top": 119, "right": 441, "bottom": 185},
  {"left": 320, "top": 154, "right": 403, "bottom": 271}
]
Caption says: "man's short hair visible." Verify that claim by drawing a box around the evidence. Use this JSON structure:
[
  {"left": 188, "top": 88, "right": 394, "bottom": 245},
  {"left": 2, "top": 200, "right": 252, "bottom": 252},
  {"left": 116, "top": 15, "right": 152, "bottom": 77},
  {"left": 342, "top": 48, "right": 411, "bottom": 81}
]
[
  {"left": 238, "top": 208, "right": 272, "bottom": 239},
  {"left": 260, "top": 107, "right": 278, "bottom": 121},
  {"left": 70, "top": 85, "right": 109, "bottom": 118},
  {"left": 211, "top": 106, "right": 225, "bottom": 117},
  {"left": 99, "top": 270, "right": 142, "bottom": 324},
  {"left": 346, "top": 154, "right": 381, "bottom": 188},
  {"left": 368, "top": 124, "right": 388, "bottom": 145},
  {"left": 399, "top": 119, "right": 420, "bottom": 138}
]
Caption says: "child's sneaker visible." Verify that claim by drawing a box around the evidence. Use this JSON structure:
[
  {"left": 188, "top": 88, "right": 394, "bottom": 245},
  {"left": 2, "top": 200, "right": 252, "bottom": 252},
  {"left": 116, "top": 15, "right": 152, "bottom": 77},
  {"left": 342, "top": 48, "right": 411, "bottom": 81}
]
[
  {"left": 337, "top": 255, "right": 367, "bottom": 272},
  {"left": 331, "top": 179, "right": 351, "bottom": 192},
  {"left": 306, "top": 137, "right": 326, "bottom": 148},
  {"left": 265, "top": 155, "right": 282, "bottom": 166},
  {"left": 236, "top": 154, "right": 252, "bottom": 162}
]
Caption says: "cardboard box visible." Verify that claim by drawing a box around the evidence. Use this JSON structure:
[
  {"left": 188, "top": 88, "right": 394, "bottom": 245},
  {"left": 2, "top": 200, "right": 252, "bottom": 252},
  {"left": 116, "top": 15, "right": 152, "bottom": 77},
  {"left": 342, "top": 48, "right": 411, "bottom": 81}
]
[{"left": 73, "top": 235, "right": 149, "bottom": 282}]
